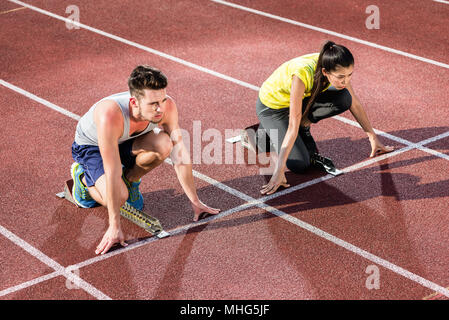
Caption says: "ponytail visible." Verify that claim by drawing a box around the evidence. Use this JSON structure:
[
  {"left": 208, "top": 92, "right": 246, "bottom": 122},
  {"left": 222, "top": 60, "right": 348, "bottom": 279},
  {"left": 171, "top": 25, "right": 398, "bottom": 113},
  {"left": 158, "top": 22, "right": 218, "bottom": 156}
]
[{"left": 303, "top": 40, "right": 354, "bottom": 119}]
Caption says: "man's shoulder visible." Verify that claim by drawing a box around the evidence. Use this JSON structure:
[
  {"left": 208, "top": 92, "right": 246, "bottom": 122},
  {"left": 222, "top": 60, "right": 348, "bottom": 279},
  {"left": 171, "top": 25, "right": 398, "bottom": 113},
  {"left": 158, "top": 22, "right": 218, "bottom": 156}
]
[
  {"left": 164, "top": 95, "right": 177, "bottom": 114},
  {"left": 93, "top": 99, "right": 124, "bottom": 127}
]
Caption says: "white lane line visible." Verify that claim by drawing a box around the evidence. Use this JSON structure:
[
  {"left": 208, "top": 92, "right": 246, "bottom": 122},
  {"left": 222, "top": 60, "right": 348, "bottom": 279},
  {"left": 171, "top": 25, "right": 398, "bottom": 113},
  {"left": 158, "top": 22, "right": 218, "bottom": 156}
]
[
  {"left": 0, "top": 80, "right": 81, "bottom": 121},
  {"left": 173, "top": 159, "right": 449, "bottom": 298},
  {"left": 5, "top": 0, "right": 449, "bottom": 162},
  {"left": 6, "top": 0, "right": 259, "bottom": 92},
  {"left": 2, "top": 79, "right": 449, "bottom": 298},
  {"left": 334, "top": 115, "right": 449, "bottom": 161},
  {"left": 0, "top": 225, "right": 111, "bottom": 300},
  {"left": 258, "top": 202, "right": 449, "bottom": 298},
  {"left": 210, "top": 0, "right": 449, "bottom": 70},
  {"left": 260, "top": 145, "right": 415, "bottom": 202},
  {"left": 2, "top": 0, "right": 448, "bottom": 295},
  {"left": 0, "top": 272, "right": 60, "bottom": 298},
  {"left": 0, "top": 201, "right": 257, "bottom": 297}
]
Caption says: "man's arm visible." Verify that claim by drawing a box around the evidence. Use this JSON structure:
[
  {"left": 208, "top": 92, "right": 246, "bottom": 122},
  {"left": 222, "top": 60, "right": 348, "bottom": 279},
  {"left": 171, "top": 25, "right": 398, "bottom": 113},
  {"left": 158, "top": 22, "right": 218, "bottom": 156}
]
[
  {"left": 161, "top": 98, "right": 220, "bottom": 221},
  {"left": 94, "top": 101, "right": 127, "bottom": 254},
  {"left": 346, "top": 82, "right": 394, "bottom": 157}
]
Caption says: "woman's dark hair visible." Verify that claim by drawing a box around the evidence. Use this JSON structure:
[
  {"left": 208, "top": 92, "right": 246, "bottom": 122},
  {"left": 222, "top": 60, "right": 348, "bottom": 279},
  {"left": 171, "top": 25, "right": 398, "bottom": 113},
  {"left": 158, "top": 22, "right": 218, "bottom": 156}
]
[
  {"left": 303, "top": 40, "right": 354, "bottom": 118},
  {"left": 128, "top": 65, "right": 168, "bottom": 100}
]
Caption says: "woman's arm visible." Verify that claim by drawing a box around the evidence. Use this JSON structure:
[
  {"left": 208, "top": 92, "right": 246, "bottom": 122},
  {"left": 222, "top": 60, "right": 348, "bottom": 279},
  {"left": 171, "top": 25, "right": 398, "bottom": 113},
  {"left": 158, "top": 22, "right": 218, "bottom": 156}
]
[
  {"left": 346, "top": 82, "right": 394, "bottom": 157},
  {"left": 260, "top": 75, "right": 305, "bottom": 195}
]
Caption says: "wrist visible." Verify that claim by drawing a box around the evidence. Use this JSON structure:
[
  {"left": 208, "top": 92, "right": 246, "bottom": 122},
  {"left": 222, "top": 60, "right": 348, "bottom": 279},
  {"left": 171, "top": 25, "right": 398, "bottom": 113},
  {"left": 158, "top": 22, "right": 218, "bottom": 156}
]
[
  {"left": 109, "top": 214, "right": 121, "bottom": 229},
  {"left": 191, "top": 197, "right": 201, "bottom": 206},
  {"left": 366, "top": 131, "right": 377, "bottom": 140},
  {"left": 275, "top": 162, "right": 286, "bottom": 175}
]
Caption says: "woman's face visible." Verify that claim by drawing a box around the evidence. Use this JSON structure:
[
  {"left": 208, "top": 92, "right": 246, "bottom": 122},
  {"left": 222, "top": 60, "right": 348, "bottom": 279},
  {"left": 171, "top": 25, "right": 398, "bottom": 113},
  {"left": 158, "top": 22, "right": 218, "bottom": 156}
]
[{"left": 322, "top": 64, "right": 354, "bottom": 90}]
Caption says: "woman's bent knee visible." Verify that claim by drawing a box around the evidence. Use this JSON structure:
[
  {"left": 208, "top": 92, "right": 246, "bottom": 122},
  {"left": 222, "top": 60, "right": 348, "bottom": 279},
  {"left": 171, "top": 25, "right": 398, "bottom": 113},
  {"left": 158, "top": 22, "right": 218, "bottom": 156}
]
[{"left": 286, "top": 159, "right": 309, "bottom": 174}]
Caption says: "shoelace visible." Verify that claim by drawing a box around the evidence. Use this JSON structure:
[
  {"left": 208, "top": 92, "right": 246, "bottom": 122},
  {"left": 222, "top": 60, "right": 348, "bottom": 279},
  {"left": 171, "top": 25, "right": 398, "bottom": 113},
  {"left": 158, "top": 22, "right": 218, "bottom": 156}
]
[
  {"left": 77, "top": 174, "right": 92, "bottom": 200},
  {"left": 124, "top": 176, "right": 141, "bottom": 201}
]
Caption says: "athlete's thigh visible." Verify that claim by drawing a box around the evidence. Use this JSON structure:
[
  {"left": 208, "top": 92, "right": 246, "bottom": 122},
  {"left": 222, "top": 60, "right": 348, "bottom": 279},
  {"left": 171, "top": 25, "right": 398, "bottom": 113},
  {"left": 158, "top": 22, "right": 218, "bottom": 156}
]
[
  {"left": 130, "top": 130, "right": 172, "bottom": 156},
  {"left": 90, "top": 173, "right": 128, "bottom": 205}
]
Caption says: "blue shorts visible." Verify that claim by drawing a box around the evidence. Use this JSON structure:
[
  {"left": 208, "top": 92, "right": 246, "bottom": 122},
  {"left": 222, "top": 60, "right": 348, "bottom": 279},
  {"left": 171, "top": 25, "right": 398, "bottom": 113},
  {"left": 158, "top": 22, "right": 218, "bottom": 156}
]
[{"left": 71, "top": 140, "right": 136, "bottom": 187}]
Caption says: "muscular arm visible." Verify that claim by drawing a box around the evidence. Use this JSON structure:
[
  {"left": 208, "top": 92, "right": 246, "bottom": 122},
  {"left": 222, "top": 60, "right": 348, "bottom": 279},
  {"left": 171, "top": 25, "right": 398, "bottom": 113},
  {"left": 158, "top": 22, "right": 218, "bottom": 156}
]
[
  {"left": 161, "top": 98, "right": 220, "bottom": 221},
  {"left": 161, "top": 98, "right": 199, "bottom": 203},
  {"left": 94, "top": 101, "right": 127, "bottom": 253}
]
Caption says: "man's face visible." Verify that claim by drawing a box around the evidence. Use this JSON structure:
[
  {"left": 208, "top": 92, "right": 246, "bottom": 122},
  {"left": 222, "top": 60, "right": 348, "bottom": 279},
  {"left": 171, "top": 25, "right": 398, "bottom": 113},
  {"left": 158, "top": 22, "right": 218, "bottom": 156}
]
[{"left": 133, "top": 88, "right": 167, "bottom": 123}]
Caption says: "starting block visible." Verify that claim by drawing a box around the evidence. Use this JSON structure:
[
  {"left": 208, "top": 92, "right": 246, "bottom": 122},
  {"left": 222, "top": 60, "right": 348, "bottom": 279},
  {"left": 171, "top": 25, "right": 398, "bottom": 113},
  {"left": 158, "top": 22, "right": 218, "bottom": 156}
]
[
  {"left": 226, "top": 123, "right": 271, "bottom": 153},
  {"left": 310, "top": 153, "right": 343, "bottom": 176},
  {"left": 56, "top": 179, "right": 169, "bottom": 239}
]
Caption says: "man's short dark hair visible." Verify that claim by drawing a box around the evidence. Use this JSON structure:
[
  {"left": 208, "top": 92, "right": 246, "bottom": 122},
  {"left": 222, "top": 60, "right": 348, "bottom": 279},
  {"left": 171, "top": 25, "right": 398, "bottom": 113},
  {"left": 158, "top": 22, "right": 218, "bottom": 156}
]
[{"left": 128, "top": 65, "right": 168, "bottom": 100}]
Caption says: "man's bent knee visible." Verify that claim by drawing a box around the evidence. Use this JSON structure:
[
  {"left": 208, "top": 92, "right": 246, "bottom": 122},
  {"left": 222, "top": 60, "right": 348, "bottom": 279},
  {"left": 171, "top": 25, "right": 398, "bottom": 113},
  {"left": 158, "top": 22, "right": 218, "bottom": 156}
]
[
  {"left": 133, "top": 131, "right": 173, "bottom": 161},
  {"left": 153, "top": 131, "right": 173, "bottom": 161}
]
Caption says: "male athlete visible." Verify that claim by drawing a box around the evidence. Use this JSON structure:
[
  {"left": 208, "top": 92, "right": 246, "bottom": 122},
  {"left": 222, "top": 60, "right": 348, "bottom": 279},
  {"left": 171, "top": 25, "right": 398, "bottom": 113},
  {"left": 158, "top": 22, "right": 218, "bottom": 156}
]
[{"left": 71, "top": 65, "right": 220, "bottom": 254}]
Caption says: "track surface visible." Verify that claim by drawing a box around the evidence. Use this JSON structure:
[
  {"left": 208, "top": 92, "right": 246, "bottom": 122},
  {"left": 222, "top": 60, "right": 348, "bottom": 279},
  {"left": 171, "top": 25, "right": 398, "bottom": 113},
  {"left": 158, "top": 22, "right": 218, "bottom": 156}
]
[{"left": 1, "top": 0, "right": 448, "bottom": 300}]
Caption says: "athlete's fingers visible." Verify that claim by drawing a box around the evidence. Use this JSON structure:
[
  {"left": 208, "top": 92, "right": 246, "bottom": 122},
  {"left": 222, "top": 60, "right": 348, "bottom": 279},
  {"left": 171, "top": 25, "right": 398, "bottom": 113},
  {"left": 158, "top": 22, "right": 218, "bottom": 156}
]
[
  {"left": 265, "top": 183, "right": 280, "bottom": 195},
  {"left": 95, "top": 243, "right": 105, "bottom": 255},
  {"left": 260, "top": 185, "right": 272, "bottom": 194},
  {"left": 95, "top": 238, "right": 107, "bottom": 255},
  {"left": 100, "top": 241, "right": 114, "bottom": 255},
  {"left": 206, "top": 207, "right": 221, "bottom": 214},
  {"left": 371, "top": 146, "right": 394, "bottom": 158}
]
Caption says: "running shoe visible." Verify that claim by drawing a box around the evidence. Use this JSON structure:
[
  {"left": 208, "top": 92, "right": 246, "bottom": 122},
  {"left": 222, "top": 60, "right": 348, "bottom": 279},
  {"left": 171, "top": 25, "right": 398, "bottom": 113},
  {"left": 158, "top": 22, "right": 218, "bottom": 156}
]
[
  {"left": 70, "top": 162, "right": 98, "bottom": 208},
  {"left": 122, "top": 174, "right": 144, "bottom": 210}
]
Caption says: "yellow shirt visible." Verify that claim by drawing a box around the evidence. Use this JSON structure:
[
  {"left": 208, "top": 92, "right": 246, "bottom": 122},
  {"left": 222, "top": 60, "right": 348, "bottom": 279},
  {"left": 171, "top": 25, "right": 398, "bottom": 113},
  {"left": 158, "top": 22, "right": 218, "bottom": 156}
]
[{"left": 259, "top": 53, "right": 330, "bottom": 109}]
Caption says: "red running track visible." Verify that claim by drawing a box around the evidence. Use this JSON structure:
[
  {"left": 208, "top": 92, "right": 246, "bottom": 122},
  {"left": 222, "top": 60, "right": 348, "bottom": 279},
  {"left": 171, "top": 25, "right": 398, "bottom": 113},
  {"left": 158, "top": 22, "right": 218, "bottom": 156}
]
[{"left": 0, "top": 0, "right": 448, "bottom": 301}]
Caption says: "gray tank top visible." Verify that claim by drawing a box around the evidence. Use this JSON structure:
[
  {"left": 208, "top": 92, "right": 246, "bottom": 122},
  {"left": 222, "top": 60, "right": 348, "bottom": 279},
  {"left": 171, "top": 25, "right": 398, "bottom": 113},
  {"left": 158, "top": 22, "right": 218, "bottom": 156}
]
[{"left": 74, "top": 91, "right": 158, "bottom": 146}]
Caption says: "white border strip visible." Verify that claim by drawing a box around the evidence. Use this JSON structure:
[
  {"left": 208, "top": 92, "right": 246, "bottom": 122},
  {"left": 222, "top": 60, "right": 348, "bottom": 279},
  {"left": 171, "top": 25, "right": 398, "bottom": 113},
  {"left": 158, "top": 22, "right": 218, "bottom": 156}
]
[{"left": 210, "top": 0, "right": 449, "bottom": 69}]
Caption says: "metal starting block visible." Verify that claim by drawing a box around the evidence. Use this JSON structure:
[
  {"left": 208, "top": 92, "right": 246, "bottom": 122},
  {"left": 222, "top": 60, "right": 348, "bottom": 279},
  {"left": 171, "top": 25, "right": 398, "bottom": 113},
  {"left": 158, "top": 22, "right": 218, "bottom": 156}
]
[
  {"left": 310, "top": 153, "right": 343, "bottom": 176},
  {"left": 56, "top": 179, "right": 169, "bottom": 239},
  {"left": 119, "top": 202, "right": 169, "bottom": 238},
  {"left": 226, "top": 123, "right": 270, "bottom": 153}
]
